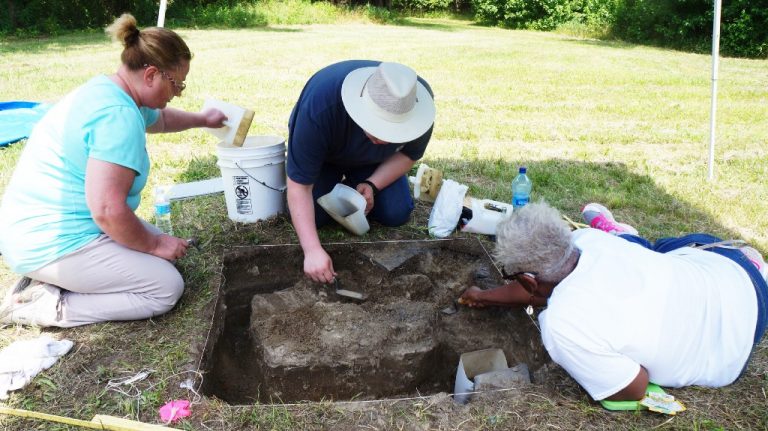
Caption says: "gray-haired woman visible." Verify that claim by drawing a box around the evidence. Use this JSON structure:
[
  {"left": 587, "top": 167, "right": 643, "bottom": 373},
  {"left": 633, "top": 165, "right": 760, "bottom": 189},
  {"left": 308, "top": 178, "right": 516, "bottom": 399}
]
[
  {"left": 461, "top": 201, "right": 767, "bottom": 402},
  {"left": 0, "top": 14, "right": 226, "bottom": 327}
]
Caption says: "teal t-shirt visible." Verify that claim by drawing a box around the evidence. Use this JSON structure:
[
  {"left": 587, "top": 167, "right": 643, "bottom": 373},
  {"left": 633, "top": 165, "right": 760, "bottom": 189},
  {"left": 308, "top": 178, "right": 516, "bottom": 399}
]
[{"left": 0, "top": 75, "right": 159, "bottom": 274}]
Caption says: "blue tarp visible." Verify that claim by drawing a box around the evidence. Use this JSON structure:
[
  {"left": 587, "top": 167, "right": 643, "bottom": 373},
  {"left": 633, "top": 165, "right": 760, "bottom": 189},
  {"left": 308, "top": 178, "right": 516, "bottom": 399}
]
[{"left": 0, "top": 101, "right": 50, "bottom": 147}]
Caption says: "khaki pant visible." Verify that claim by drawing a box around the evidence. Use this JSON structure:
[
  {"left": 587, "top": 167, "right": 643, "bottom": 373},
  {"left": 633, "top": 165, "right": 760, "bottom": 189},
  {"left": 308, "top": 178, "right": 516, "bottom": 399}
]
[{"left": 25, "top": 222, "right": 184, "bottom": 327}]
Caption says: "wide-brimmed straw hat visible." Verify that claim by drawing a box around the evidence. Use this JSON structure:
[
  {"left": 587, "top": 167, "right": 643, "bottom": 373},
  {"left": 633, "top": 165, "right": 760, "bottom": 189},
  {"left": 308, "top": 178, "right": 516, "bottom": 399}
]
[{"left": 341, "top": 62, "right": 435, "bottom": 144}]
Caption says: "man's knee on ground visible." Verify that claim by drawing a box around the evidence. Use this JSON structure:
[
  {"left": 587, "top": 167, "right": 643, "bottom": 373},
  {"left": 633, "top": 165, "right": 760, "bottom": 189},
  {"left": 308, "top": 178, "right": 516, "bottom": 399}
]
[{"left": 373, "top": 204, "right": 413, "bottom": 227}]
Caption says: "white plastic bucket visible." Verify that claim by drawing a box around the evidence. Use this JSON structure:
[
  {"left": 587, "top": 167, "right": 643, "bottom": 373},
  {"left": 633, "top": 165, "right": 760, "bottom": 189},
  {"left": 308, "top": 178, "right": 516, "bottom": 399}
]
[
  {"left": 216, "top": 135, "right": 286, "bottom": 223},
  {"left": 316, "top": 183, "right": 370, "bottom": 235}
]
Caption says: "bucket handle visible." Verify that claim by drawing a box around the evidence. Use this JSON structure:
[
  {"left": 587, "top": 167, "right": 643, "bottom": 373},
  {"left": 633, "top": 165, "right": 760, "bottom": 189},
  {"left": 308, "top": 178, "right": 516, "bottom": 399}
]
[{"left": 234, "top": 161, "right": 287, "bottom": 193}]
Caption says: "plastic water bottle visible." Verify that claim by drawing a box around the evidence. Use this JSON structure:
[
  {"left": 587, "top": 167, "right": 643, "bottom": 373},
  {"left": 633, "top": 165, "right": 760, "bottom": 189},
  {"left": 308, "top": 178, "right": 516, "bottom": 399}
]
[
  {"left": 154, "top": 186, "right": 173, "bottom": 236},
  {"left": 511, "top": 166, "right": 532, "bottom": 210}
]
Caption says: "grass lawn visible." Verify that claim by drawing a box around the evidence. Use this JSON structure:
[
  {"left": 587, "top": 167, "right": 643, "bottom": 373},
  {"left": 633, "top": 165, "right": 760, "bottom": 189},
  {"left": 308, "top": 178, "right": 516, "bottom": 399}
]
[{"left": 1, "top": 17, "right": 767, "bottom": 430}]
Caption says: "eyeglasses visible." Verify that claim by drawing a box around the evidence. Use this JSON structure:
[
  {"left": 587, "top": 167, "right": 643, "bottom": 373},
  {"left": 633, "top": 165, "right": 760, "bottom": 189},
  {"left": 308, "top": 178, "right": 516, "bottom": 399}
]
[
  {"left": 144, "top": 64, "right": 186, "bottom": 95},
  {"left": 160, "top": 69, "right": 186, "bottom": 94}
]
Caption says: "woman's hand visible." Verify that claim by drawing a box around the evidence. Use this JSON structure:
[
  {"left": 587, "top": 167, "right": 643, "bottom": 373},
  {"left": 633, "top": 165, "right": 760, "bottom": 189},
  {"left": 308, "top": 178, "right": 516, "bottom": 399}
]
[
  {"left": 151, "top": 234, "right": 190, "bottom": 262},
  {"left": 201, "top": 108, "right": 227, "bottom": 128},
  {"left": 458, "top": 286, "right": 488, "bottom": 308},
  {"left": 458, "top": 282, "right": 539, "bottom": 308}
]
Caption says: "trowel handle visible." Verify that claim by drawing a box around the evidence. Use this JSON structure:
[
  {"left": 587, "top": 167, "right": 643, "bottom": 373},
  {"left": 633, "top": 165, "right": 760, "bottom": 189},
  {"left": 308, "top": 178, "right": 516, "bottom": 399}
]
[{"left": 186, "top": 237, "right": 201, "bottom": 251}]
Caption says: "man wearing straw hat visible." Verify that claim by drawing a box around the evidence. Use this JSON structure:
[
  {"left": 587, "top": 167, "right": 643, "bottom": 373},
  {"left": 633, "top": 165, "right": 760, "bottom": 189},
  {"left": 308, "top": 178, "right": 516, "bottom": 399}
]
[{"left": 287, "top": 60, "right": 436, "bottom": 284}]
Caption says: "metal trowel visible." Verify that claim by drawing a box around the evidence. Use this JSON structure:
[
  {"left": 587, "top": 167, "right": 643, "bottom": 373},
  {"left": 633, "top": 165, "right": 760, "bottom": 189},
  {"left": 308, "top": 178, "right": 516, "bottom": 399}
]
[{"left": 330, "top": 277, "right": 368, "bottom": 302}]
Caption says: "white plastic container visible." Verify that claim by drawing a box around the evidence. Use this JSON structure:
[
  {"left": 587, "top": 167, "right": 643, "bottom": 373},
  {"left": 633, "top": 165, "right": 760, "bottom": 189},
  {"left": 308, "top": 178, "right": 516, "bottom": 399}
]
[
  {"left": 453, "top": 348, "right": 508, "bottom": 404},
  {"left": 461, "top": 198, "right": 513, "bottom": 235},
  {"left": 215, "top": 135, "right": 286, "bottom": 223},
  {"left": 316, "top": 183, "right": 370, "bottom": 235}
]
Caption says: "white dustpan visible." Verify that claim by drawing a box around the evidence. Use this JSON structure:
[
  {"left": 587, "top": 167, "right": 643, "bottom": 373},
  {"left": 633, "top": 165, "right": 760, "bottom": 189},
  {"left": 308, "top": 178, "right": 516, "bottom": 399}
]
[
  {"left": 317, "top": 184, "right": 370, "bottom": 236},
  {"left": 202, "top": 98, "right": 254, "bottom": 147},
  {"left": 453, "top": 348, "right": 508, "bottom": 404}
]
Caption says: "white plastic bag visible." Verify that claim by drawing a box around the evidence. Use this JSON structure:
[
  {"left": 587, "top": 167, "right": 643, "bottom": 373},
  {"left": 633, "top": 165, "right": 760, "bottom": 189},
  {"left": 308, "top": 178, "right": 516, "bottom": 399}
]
[{"left": 428, "top": 179, "right": 468, "bottom": 238}]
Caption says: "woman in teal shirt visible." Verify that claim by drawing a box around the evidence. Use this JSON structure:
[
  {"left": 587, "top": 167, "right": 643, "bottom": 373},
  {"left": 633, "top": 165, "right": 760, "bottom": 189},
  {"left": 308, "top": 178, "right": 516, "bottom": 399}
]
[{"left": 0, "top": 14, "right": 225, "bottom": 327}]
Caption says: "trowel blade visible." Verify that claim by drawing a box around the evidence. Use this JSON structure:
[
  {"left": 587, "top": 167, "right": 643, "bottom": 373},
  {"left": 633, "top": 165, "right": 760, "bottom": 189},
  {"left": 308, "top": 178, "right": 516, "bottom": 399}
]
[
  {"left": 441, "top": 299, "right": 459, "bottom": 315},
  {"left": 335, "top": 289, "right": 368, "bottom": 301},
  {"left": 332, "top": 278, "right": 367, "bottom": 301}
]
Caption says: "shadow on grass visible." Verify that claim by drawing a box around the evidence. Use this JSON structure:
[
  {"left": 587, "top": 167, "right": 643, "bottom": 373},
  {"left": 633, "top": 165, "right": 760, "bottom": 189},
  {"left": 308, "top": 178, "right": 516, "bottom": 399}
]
[
  {"left": 562, "top": 36, "right": 688, "bottom": 54},
  {"left": 424, "top": 156, "right": 742, "bottom": 244},
  {"left": 170, "top": 23, "right": 303, "bottom": 33},
  {"left": 161, "top": 154, "right": 767, "bottom": 431},
  {"left": 0, "top": 30, "right": 108, "bottom": 54},
  {"left": 2, "top": 155, "right": 759, "bottom": 430},
  {"left": 0, "top": 25, "right": 302, "bottom": 55},
  {"left": 176, "top": 154, "right": 222, "bottom": 184},
  {"left": 391, "top": 18, "right": 465, "bottom": 32},
  {"left": 175, "top": 155, "right": 743, "bottom": 252}
]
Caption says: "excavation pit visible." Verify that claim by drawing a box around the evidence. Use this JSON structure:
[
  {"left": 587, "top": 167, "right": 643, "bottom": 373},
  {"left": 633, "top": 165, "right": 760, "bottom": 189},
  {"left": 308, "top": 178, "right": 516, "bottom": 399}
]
[{"left": 201, "top": 239, "right": 549, "bottom": 404}]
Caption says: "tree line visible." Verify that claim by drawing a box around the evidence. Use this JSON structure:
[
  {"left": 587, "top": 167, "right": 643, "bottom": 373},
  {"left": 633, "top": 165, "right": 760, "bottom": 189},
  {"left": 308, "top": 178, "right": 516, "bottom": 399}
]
[{"left": 1, "top": 0, "right": 765, "bottom": 58}]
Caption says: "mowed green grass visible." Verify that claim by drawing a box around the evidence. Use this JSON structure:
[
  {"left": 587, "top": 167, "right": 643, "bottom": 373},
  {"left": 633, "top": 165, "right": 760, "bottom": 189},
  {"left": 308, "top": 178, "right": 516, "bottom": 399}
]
[
  {"left": 1, "top": 18, "right": 767, "bottom": 430},
  {"left": 3, "top": 20, "right": 766, "bottom": 245}
]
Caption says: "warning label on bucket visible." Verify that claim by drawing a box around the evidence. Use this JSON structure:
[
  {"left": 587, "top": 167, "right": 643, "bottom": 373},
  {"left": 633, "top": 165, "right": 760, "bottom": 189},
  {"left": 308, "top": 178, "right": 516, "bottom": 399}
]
[
  {"left": 233, "top": 176, "right": 252, "bottom": 214},
  {"left": 237, "top": 199, "right": 252, "bottom": 213}
]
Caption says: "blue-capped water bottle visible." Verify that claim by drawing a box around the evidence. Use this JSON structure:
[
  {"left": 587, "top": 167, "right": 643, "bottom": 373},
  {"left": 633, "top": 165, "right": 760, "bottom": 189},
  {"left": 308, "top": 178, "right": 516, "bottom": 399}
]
[
  {"left": 154, "top": 185, "right": 173, "bottom": 236},
  {"left": 511, "top": 166, "right": 532, "bottom": 210}
]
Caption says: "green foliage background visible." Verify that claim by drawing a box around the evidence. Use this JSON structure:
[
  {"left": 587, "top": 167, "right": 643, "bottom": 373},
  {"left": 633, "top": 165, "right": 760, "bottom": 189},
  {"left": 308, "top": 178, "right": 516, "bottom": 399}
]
[
  {"left": 0, "top": 0, "right": 766, "bottom": 58},
  {"left": 612, "top": 0, "right": 768, "bottom": 58}
]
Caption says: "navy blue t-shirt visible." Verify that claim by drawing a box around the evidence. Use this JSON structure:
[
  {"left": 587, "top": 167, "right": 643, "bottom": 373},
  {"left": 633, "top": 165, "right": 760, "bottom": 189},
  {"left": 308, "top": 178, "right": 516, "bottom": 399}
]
[{"left": 287, "top": 60, "right": 434, "bottom": 185}]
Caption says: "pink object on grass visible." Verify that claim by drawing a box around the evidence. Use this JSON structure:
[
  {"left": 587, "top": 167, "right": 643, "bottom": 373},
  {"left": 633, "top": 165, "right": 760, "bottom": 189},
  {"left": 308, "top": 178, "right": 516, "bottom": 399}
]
[{"left": 159, "top": 399, "right": 191, "bottom": 423}]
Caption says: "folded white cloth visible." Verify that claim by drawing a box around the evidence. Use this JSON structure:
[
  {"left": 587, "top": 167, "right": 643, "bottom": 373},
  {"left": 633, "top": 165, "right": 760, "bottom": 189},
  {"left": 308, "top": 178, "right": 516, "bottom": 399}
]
[{"left": 0, "top": 335, "right": 74, "bottom": 400}]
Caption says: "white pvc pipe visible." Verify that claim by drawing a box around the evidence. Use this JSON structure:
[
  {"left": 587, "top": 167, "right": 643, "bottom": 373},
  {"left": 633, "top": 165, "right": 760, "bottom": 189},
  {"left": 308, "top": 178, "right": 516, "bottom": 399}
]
[
  {"left": 708, "top": 0, "right": 722, "bottom": 180},
  {"left": 157, "top": 0, "right": 168, "bottom": 27}
]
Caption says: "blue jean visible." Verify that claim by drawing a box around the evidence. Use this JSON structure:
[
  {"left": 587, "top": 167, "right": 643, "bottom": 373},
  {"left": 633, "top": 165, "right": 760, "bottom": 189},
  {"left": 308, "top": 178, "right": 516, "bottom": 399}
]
[
  {"left": 620, "top": 233, "right": 768, "bottom": 347},
  {"left": 312, "top": 163, "right": 414, "bottom": 228}
]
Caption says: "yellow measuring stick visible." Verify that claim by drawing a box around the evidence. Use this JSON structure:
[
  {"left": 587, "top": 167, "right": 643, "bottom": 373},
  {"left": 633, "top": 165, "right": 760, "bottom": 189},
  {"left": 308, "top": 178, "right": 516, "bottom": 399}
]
[
  {"left": 562, "top": 214, "right": 589, "bottom": 230},
  {"left": 0, "top": 406, "right": 172, "bottom": 430}
]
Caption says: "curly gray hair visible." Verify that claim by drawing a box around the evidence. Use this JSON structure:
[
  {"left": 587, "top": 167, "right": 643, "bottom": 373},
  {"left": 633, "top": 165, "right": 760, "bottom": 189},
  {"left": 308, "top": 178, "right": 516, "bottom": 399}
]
[{"left": 494, "top": 201, "right": 574, "bottom": 283}]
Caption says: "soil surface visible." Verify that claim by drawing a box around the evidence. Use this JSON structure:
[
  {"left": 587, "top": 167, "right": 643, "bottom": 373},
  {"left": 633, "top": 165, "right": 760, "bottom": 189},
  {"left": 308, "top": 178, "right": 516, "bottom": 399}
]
[{"left": 201, "top": 239, "right": 549, "bottom": 403}]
